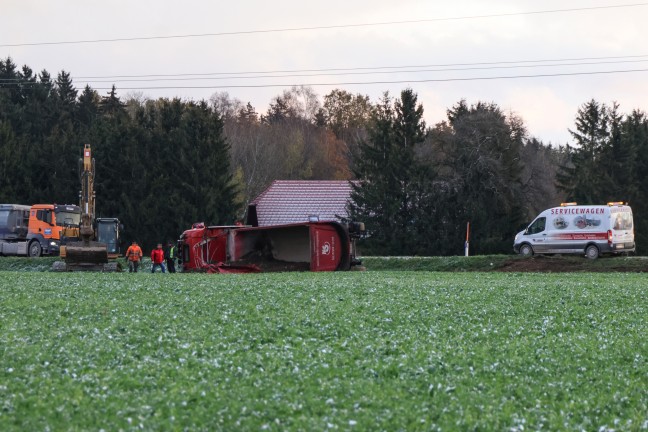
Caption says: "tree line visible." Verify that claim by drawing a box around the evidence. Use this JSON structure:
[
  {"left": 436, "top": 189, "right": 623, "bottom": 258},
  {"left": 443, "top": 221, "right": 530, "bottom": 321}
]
[
  {"left": 2, "top": 57, "right": 647, "bottom": 255},
  {"left": 0, "top": 58, "right": 235, "bottom": 252},
  {"left": 350, "top": 92, "right": 648, "bottom": 255}
]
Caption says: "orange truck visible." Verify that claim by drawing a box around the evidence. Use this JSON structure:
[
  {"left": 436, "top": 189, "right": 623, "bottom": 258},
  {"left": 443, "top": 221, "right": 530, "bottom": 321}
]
[{"left": 0, "top": 203, "right": 81, "bottom": 257}]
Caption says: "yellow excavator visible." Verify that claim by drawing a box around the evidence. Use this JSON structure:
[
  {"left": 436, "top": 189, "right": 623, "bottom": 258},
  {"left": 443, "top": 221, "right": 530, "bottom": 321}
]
[{"left": 52, "top": 144, "right": 121, "bottom": 272}]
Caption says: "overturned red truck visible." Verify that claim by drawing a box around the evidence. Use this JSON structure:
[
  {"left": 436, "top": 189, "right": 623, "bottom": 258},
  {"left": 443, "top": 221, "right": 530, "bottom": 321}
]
[{"left": 177, "top": 221, "right": 365, "bottom": 273}]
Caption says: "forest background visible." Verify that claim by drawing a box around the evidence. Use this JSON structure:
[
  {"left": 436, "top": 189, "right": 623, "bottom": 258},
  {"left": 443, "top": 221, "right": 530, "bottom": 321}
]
[{"left": 2, "top": 57, "right": 647, "bottom": 255}]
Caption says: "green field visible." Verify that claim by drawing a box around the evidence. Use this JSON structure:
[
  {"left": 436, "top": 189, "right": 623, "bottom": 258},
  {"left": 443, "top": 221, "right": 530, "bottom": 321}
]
[{"left": 0, "top": 270, "right": 646, "bottom": 431}]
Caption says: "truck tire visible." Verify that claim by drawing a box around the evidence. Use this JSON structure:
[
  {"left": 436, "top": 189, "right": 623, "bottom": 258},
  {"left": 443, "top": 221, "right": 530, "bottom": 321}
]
[
  {"left": 29, "top": 241, "right": 42, "bottom": 258},
  {"left": 519, "top": 244, "right": 534, "bottom": 257},
  {"left": 585, "top": 245, "right": 599, "bottom": 260}
]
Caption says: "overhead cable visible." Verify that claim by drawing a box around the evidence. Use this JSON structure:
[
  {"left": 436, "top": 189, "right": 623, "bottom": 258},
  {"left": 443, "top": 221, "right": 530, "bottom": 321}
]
[{"left": 1, "top": 3, "right": 647, "bottom": 48}]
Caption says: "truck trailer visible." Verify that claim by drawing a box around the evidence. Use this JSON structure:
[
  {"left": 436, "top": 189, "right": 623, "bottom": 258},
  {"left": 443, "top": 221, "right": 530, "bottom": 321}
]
[{"left": 178, "top": 221, "right": 365, "bottom": 273}]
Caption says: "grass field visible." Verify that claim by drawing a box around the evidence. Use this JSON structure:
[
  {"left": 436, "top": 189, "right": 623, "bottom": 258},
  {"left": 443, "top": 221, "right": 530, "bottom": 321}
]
[
  {"left": 2, "top": 254, "right": 648, "bottom": 273},
  {"left": 0, "top": 270, "right": 646, "bottom": 431}
]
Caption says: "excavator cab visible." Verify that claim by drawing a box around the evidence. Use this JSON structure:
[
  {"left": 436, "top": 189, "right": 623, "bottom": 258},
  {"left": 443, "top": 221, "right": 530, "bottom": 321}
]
[{"left": 96, "top": 217, "right": 122, "bottom": 258}]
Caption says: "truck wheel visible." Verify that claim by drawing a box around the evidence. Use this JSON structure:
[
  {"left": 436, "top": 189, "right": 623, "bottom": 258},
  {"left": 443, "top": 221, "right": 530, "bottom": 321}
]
[
  {"left": 29, "top": 241, "right": 42, "bottom": 258},
  {"left": 519, "top": 244, "right": 534, "bottom": 257},
  {"left": 585, "top": 245, "right": 599, "bottom": 260}
]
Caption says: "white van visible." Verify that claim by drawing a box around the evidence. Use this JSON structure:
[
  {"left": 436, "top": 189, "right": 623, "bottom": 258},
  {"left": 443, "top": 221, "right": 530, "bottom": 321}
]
[{"left": 513, "top": 202, "right": 635, "bottom": 259}]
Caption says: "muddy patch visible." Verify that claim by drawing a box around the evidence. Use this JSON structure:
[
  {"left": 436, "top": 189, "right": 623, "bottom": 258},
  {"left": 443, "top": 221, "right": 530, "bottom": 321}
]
[{"left": 498, "top": 255, "right": 648, "bottom": 272}]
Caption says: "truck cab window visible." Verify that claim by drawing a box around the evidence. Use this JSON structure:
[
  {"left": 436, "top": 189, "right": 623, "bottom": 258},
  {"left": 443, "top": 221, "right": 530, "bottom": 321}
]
[
  {"left": 35, "top": 209, "right": 53, "bottom": 225},
  {"left": 55, "top": 211, "right": 81, "bottom": 227},
  {"left": 527, "top": 217, "right": 546, "bottom": 234}
]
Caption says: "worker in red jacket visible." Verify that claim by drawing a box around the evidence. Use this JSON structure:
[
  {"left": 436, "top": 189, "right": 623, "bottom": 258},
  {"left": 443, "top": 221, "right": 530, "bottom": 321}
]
[{"left": 151, "top": 243, "right": 166, "bottom": 273}]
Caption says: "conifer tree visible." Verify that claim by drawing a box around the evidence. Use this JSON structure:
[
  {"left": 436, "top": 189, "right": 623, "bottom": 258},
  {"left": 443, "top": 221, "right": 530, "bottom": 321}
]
[
  {"left": 350, "top": 89, "right": 430, "bottom": 255},
  {"left": 557, "top": 99, "right": 610, "bottom": 203},
  {"left": 432, "top": 100, "right": 526, "bottom": 253},
  {"left": 77, "top": 85, "right": 101, "bottom": 128}
]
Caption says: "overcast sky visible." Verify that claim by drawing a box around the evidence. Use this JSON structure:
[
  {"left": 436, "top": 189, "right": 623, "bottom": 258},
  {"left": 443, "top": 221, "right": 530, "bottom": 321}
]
[{"left": 2, "top": 0, "right": 647, "bottom": 145}]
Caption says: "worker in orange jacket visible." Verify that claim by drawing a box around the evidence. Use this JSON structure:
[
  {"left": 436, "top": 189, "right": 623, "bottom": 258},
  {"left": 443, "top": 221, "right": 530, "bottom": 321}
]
[
  {"left": 151, "top": 243, "right": 166, "bottom": 273},
  {"left": 125, "top": 241, "right": 143, "bottom": 273}
]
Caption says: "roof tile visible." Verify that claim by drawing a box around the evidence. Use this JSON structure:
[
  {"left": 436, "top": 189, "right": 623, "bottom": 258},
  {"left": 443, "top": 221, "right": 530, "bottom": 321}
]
[{"left": 249, "top": 180, "right": 355, "bottom": 226}]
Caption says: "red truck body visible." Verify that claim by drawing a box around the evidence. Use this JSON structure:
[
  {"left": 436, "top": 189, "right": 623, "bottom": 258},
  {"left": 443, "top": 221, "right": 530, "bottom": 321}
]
[{"left": 178, "top": 221, "right": 360, "bottom": 273}]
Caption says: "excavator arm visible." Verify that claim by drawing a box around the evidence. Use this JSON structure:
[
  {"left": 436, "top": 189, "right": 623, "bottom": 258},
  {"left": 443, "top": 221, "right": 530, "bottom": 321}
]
[{"left": 78, "top": 144, "right": 97, "bottom": 241}]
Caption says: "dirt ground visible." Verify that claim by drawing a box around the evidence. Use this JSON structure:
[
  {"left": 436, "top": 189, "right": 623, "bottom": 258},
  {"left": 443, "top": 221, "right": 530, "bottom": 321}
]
[{"left": 497, "top": 255, "right": 648, "bottom": 272}]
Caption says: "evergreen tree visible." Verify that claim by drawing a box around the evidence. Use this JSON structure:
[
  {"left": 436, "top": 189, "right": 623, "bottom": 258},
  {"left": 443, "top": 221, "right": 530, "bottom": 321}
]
[
  {"left": 55, "top": 71, "right": 77, "bottom": 113},
  {"left": 432, "top": 100, "right": 527, "bottom": 254},
  {"left": 0, "top": 57, "right": 21, "bottom": 109},
  {"left": 350, "top": 93, "right": 395, "bottom": 254},
  {"left": 350, "top": 89, "right": 431, "bottom": 255},
  {"left": 77, "top": 85, "right": 101, "bottom": 128},
  {"left": 0, "top": 121, "right": 22, "bottom": 201},
  {"left": 262, "top": 96, "right": 297, "bottom": 124},
  {"left": 100, "top": 85, "right": 126, "bottom": 118},
  {"left": 558, "top": 100, "right": 642, "bottom": 205},
  {"left": 238, "top": 102, "right": 258, "bottom": 123},
  {"left": 391, "top": 89, "right": 429, "bottom": 252},
  {"left": 621, "top": 110, "right": 648, "bottom": 253},
  {"left": 605, "top": 102, "right": 638, "bottom": 200},
  {"left": 557, "top": 99, "right": 611, "bottom": 203}
]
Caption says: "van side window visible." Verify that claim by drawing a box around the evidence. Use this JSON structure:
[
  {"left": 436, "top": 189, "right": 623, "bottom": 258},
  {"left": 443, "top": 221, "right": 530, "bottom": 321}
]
[{"left": 527, "top": 217, "right": 546, "bottom": 234}]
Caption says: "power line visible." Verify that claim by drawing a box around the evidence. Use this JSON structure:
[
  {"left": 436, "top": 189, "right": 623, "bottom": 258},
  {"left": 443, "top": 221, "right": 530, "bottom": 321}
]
[
  {"left": 31, "top": 59, "right": 639, "bottom": 85},
  {"left": 4, "top": 55, "right": 646, "bottom": 83},
  {"left": 61, "top": 54, "right": 648, "bottom": 80},
  {"left": 3, "top": 61, "right": 647, "bottom": 88},
  {"left": 2, "top": 3, "right": 647, "bottom": 48},
  {"left": 40, "top": 68, "right": 648, "bottom": 90}
]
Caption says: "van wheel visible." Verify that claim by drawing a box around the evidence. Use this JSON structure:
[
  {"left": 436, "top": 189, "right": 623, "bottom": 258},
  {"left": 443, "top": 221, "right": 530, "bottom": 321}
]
[
  {"left": 519, "top": 244, "right": 534, "bottom": 257},
  {"left": 585, "top": 245, "right": 599, "bottom": 260},
  {"left": 29, "top": 241, "right": 42, "bottom": 258}
]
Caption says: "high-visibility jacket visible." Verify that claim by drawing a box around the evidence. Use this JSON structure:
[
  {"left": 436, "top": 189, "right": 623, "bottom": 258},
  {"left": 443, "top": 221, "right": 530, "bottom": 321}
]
[
  {"left": 166, "top": 245, "right": 176, "bottom": 260},
  {"left": 125, "top": 244, "right": 143, "bottom": 262}
]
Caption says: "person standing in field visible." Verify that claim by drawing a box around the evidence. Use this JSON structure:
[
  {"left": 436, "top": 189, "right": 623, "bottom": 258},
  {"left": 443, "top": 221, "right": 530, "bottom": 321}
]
[
  {"left": 125, "top": 241, "right": 143, "bottom": 273},
  {"left": 165, "top": 241, "right": 177, "bottom": 273},
  {"left": 151, "top": 243, "right": 166, "bottom": 273}
]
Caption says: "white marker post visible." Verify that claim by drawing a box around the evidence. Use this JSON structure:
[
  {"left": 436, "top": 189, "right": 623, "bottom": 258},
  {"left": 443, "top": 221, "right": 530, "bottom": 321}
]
[{"left": 464, "top": 222, "right": 470, "bottom": 257}]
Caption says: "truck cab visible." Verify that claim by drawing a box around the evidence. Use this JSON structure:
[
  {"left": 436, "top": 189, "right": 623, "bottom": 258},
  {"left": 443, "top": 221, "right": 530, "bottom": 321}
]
[
  {"left": 0, "top": 203, "right": 81, "bottom": 257},
  {"left": 27, "top": 204, "right": 81, "bottom": 257}
]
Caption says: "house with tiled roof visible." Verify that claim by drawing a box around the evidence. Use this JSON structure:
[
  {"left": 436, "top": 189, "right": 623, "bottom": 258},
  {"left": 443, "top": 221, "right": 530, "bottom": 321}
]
[{"left": 245, "top": 180, "right": 354, "bottom": 227}]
